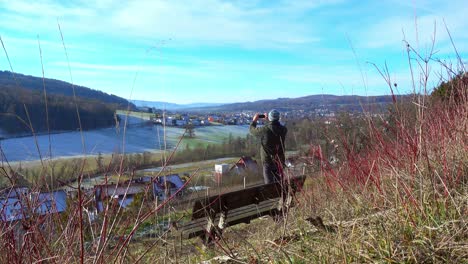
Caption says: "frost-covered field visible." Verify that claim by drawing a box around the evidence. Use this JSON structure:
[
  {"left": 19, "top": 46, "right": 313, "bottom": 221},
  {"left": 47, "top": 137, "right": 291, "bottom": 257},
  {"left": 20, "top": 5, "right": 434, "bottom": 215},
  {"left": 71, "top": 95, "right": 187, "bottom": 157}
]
[{"left": 0, "top": 124, "right": 249, "bottom": 162}]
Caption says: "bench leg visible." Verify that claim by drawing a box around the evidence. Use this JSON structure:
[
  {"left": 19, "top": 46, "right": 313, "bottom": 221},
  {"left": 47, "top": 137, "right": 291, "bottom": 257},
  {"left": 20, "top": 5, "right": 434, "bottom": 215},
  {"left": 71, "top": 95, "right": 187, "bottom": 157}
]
[
  {"left": 202, "top": 216, "right": 216, "bottom": 246},
  {"left": 201, "top": 210, "right": 229, "bottom": 246},
  {"left": 218, "top": 210, "right": 227, "bottom": 230},
  {"left": 272, "top": 187, "right": 294, "bottom": 221}
]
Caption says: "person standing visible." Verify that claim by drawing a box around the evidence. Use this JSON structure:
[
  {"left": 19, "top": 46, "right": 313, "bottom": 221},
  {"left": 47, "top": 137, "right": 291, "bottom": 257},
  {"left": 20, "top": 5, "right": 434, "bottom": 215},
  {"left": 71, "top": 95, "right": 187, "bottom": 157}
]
[{"left": 250, "top": 109, "right": 287, "bottom": 184}]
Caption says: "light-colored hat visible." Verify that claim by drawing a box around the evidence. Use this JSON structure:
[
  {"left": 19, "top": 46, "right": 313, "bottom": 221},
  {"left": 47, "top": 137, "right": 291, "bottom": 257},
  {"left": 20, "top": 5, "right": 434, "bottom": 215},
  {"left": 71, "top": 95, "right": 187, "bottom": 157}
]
[{"left": 268, "top": 109, "right": 280, "bottom": 121}]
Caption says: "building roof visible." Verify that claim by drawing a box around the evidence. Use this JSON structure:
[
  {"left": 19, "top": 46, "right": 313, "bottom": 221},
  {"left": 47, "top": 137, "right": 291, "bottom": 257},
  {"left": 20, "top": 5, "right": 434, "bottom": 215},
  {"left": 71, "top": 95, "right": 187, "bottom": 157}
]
[
  {"left": 153, "top": 174, "right": 184, "bottom": 191},
  {"left": 230, "top": 156, "right": 258, "bottom": 172},
  {"left": 0, "top": 189, "right": 67, "bottom": 222},
  {"left": 94, "top": 183, "right": 148, "bottom": 198}
]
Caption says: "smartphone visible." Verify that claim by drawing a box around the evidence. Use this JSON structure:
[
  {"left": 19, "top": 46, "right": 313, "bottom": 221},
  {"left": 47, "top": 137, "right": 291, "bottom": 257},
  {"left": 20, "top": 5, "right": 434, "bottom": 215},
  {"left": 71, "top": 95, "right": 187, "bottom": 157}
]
[{"left": 258, "top": 114, "right": 266, "bottom": 118}]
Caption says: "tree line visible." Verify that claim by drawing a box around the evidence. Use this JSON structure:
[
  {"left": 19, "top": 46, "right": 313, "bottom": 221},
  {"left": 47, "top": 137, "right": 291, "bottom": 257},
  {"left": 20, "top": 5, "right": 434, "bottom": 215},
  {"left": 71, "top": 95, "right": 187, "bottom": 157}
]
[
  {"left": 0, "top": 85, "right": 118, "bottom": 135},
  {"left": 0, "top": 70, "right": 133, "bottom": 108}
]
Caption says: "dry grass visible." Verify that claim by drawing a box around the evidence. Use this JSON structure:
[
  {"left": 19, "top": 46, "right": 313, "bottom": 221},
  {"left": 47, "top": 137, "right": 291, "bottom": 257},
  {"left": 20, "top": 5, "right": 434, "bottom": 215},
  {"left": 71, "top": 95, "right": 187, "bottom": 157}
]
[
  {"left": 125, "top": 171, "right": 466, "bottom": 263},
  {"left": 125, "top": 40, "right": 468, "bottom": 263},
  {"left": 1, "top": 28, "right": 467, "bottom": 263}
]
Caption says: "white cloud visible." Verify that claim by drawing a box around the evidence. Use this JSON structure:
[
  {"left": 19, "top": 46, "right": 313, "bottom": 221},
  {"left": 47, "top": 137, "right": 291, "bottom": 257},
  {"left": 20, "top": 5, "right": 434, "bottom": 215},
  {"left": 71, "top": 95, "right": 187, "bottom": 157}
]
[
  {"left": 358, "top": 0, "right": 468, "bottom": 53},
  {"left": 1, "top": 0, "right": 463, "bottom": 103},
  {"left": 0, "top": 34, "right": 96, "bottom": 53},
  {"left": 50, "top": 61, "right": 217, "bottom": 79},
  {"left": 0, "top": 0, "right": 332, "bottom": 49},
  {"left": 106, "top": 0, "right": 322, "bottom": 48},
  {"left": 274, "top": 62, "right": 434, "bottom": 96}
]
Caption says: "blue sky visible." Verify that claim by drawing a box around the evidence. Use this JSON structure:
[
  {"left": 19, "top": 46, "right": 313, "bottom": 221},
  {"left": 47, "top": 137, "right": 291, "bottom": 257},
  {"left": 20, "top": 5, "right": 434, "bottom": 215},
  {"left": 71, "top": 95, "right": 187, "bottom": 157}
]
[{"left": 0, "top": 0, "right": 466, "bottom": 104}]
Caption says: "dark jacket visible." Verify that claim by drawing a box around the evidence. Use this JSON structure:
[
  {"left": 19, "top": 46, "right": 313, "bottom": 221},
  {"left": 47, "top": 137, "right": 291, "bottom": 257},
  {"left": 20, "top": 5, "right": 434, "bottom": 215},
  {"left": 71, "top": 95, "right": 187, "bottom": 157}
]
[{"left": 250, "top": 120, "right": 287, "bottom": 165}]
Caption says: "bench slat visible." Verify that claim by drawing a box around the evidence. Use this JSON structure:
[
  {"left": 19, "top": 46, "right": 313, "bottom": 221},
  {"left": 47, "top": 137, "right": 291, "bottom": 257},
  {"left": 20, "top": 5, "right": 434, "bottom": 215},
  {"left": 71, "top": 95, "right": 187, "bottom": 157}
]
[
  {"left": 176, "top": 175, "right": 306, "bottom": 241},
  {"left": 180, "top": 199, "right": 279, "bottom": 234}
]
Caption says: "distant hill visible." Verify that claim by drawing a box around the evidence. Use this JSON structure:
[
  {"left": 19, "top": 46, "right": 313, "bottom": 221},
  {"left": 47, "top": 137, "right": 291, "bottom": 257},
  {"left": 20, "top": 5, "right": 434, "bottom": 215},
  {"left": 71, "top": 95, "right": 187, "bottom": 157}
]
[
  {"left": 0, "top": 86, "right": 117, "bottom": 136},
  {"left": 0, "top": 71, "right": 134, "bottom": 136},
  {"left": 133, "top": 94, "right": 408, "bottom": 113},
  {"left": 131, "top": 100, "right": 223, "bottom": 110},
  {"left": 0, "top": 71, "right": 134, "bottom": 109},
  {"left": 196, "top": 94, "right": 408, "bottom": 113}
]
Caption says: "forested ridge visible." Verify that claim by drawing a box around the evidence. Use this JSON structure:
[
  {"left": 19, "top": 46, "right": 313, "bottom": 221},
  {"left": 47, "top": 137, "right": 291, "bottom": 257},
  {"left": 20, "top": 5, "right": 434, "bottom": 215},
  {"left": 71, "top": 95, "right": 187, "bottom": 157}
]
[
  {"left": 0, "top": 71, "right": 137, "bottom": 136},
  {"left": 194, "top": 94, "right": 411, "bottom": 112},
  {"left": 0, "top": 84, "right": 119, "bottom": 136},
  {"left": 0, "top": 71, "right": 133, "bottom": 107}
]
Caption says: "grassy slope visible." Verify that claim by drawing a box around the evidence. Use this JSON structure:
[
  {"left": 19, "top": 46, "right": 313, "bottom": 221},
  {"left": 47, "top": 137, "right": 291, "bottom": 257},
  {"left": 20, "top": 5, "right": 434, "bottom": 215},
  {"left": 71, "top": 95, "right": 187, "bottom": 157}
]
[
  {"left": 128, "top": 170, "right": 466, "bottom": 263},
  {"left": 131, "top": 77, "right": 468, "bottom": 262},
  {"left": 2, "top": 90, "right": 466, "bottom": 263},
  {"left": 1, "top": 48, "right": 466, "bottom": 263}
]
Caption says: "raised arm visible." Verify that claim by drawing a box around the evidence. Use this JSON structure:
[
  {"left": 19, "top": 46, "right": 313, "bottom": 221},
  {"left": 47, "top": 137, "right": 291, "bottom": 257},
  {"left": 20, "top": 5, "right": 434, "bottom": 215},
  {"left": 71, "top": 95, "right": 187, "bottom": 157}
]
[{"left": 249, "top": 113, "right": 266, "bottom": 137}]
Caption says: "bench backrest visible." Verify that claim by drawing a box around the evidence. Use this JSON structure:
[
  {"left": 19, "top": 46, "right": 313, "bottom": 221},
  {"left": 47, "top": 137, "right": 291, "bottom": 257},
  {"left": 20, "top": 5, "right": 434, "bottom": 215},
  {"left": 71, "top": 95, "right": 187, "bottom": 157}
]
[
  {"left": 192, "top": 175, "right": 306, "bottom": 219},
  {"left": 180, "top": 175, "right": 306, "bottom": 239}
]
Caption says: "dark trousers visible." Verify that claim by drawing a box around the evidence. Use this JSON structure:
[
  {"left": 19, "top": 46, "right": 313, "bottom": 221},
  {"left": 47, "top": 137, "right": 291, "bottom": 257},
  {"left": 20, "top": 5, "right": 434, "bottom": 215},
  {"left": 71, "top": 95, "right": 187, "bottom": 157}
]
[
  {"left": 263, "top": 162, "right": 282, "bottom": 184},
  {"left": 263, "top": 162, "right": 291, "bottom": 219}
]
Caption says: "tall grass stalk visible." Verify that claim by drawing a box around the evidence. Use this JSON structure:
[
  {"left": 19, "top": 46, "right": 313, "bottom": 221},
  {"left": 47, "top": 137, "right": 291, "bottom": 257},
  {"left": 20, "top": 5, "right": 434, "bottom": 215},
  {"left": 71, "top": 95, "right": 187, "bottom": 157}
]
[{"left": 1, "top": 27, "right": 466, "bottom": 263}]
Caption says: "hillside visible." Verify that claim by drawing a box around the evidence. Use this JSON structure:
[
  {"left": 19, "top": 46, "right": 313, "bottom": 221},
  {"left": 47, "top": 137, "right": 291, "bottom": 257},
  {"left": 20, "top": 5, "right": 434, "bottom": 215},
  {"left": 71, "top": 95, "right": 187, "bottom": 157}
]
[
  {"left": 0, "top": 71, "right": 134, "bottom": 108},
  {"left": 191, "top": 94, "right": 409, "bottom": 112},
  {"left": 0, "top": 86, "right": 118, "bottom": 136},
  {"left": 0, "top": 71, "right": 134, "bottom": 136},
  {"left": 0, "top": 69, "right": 466, "bottom": 263}
]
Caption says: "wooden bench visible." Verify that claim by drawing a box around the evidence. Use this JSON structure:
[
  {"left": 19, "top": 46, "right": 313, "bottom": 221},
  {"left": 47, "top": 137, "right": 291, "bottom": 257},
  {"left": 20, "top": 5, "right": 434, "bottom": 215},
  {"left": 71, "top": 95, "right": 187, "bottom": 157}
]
[{"left": 176, "top": 175, "right": 306, "bottom": 245}]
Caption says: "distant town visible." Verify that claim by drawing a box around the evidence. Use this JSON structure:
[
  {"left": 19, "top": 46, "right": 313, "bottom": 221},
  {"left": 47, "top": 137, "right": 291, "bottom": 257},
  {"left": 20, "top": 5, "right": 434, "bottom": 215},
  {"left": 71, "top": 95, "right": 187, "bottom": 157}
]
[{"left": 135, "top": 105, "right": 355, "bottom": 127}]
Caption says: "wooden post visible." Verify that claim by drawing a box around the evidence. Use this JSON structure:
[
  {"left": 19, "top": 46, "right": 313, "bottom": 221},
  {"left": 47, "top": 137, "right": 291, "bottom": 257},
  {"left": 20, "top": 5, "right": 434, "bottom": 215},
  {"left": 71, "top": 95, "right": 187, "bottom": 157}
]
[
  {"left": 218, "top": 210, "right": 228, "bottom": 230},
  {"left": 202, "top": 209, "right": 217, "bottom": 246}
]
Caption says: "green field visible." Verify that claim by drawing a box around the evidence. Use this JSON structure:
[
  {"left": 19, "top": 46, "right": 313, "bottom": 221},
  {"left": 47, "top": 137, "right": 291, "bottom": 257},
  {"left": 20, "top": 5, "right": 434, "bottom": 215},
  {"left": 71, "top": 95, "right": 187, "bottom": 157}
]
[{"left": 116, "top": 110, "right": 154, "bottom": 120}]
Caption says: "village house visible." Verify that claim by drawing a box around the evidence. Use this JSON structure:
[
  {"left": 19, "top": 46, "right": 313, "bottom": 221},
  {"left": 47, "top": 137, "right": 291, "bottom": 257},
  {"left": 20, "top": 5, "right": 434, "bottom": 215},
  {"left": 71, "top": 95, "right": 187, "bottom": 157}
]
[
  {"left": 190, "top": 119, "right": 201, "bottom": 126},
  {"left": 94, "top": 174, "right": 186, "bottom": 212},
  {"left": 230, "top": 156, "right": 259, "bottom": 174},
  {"left": 175, "top": 119, "right": 187, "bottom": 126},
  {"left": 0, "top": 187, "right": 67, "bottom": 223},
  {"left": 94, "top": 183, "right": 148, "bottom": 212},
  {"left": 213, "top": 156, "right": 259, "bottom": 183},
  {"left": 152, "top": 174, "right": 185, "bottom": 201}
]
